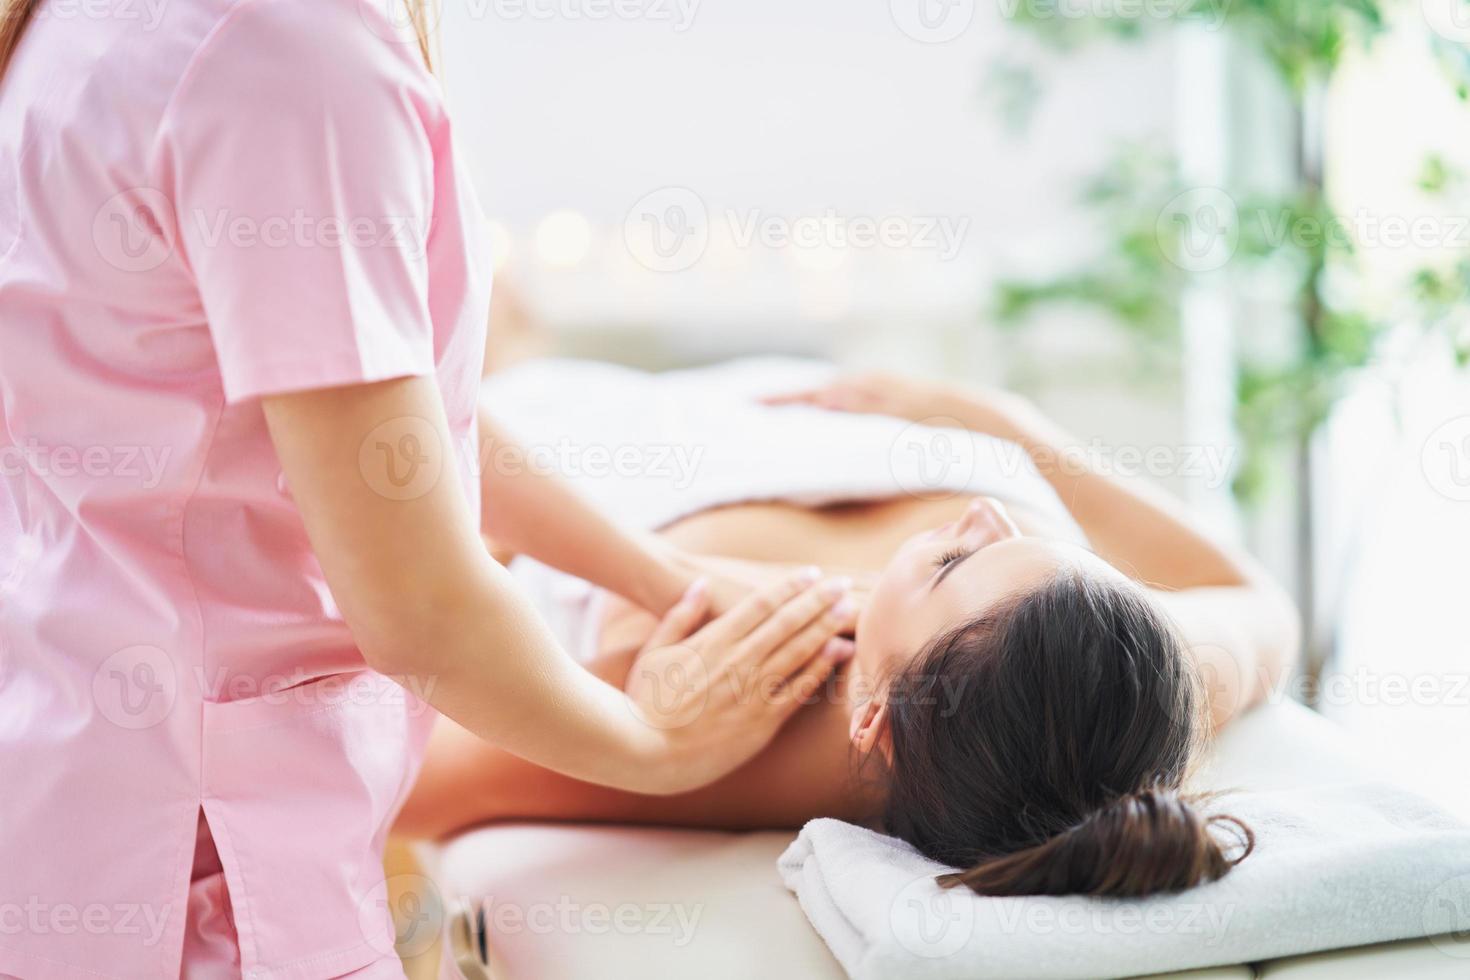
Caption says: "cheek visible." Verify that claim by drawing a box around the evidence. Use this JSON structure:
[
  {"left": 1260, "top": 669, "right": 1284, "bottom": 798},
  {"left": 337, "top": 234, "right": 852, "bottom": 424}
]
[{"left": 854, "top": 562, "right": 918, "bottom": 679}]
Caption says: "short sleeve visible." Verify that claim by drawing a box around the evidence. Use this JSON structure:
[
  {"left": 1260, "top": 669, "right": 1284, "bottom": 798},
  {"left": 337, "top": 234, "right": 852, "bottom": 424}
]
[{"left": 160, "top": 0, "right": 442, "bottom": 403}]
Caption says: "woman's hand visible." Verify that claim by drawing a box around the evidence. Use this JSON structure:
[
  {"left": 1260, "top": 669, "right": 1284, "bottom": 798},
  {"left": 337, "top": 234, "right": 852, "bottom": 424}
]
[
  {"left": 761, "top": 371, "right": 959, "bottom": 422},
  {"left": 762, "top": 371, "right": 1040, "bottom": 441},
  {"left": 625, "top": 570, "right": 859, "bottom": 793}
]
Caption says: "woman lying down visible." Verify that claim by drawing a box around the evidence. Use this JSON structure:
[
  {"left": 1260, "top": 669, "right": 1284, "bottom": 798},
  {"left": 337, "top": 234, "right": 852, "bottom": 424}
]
[{"left": 397, "top": 358, "right": 1300, "bottom": 898}]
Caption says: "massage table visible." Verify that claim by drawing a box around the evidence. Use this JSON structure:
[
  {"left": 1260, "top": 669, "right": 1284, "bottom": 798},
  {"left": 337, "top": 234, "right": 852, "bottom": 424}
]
[{"left": 425, "top": 699, "right": 1469, "bottom": 978}]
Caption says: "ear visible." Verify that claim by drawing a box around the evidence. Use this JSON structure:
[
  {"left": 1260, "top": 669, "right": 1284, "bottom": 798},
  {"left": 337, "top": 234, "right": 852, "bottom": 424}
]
[{"left": 848, "top": 695, "right": 893, "bottom": 766}]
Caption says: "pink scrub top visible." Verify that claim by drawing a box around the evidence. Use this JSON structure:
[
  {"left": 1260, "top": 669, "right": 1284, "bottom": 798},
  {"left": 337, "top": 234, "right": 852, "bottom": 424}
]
[{"left": 0, "top": 1, "right": 490, "bottom": 976}]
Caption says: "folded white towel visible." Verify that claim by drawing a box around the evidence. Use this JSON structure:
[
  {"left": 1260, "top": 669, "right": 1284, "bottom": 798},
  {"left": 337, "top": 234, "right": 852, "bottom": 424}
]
[{"left": 778, "top": 781, "right": 1470, "bottom": 979}]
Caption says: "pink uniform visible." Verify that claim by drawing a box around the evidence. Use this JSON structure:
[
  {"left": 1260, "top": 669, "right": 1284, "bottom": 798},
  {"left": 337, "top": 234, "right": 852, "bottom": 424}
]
[{"left": 0, "top": 0, "right": 490, "bottom": 976}]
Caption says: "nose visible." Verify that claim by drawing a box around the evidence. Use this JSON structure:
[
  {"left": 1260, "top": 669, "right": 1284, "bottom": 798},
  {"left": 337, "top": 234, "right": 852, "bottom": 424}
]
[{"left": 957, "top": 496, "right": 1021, "bottom": 542}]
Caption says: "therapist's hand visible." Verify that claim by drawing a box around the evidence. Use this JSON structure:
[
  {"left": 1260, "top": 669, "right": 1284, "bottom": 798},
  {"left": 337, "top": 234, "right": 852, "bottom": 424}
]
[{"left": 625, "top": 570, "right": 858, "bottom": 793}]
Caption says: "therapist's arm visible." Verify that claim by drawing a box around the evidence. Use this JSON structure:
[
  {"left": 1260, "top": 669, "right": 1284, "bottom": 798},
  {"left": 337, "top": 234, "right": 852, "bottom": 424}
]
[
  {"left": 262, "top": 376, "right": 856, "bottom": 795},
  {"left": 475, "top": 407, "right": 689, "bottom": 615}
]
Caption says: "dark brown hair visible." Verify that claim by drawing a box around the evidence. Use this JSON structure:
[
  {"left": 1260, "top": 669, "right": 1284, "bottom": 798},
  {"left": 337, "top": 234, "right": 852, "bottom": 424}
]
[{"left": 882, "top": 571, "right": 1253, "bottom": 898}]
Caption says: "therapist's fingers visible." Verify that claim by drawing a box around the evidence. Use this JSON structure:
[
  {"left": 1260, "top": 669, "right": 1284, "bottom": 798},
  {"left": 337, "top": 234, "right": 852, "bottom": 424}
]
[
  {"left": 737, "top": 576, "right": 852, "bottom": 663},
  {"left": 760, "top": 597, "right": 859, "bottom": 682},
  {"left": 642, "top": 578, "right": 711, "bottom": 650},
  {"left": 762, "top": 637, "right": 854, "bottom": 720},
  {"left": 699, "top": 567, "right": 823, "bottom": 643}
]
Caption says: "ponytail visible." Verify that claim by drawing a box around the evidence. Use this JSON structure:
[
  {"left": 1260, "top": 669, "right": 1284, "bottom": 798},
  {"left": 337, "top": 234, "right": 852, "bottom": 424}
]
[
  {"left": 882, "top": 572, "right": 1257, "bottom": 900},
  {"left": 938, "top": 789, "right": 1254, "bottom": 898}
]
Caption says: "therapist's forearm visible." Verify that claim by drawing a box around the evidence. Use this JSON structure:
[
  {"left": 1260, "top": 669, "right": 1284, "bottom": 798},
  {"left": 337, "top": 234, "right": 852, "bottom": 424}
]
[
  {"left": 403, "top": 545, "right": 663, "bottom": 790},
  {"left": 477, "top": 409, "right": 688, "bottom": 614}
]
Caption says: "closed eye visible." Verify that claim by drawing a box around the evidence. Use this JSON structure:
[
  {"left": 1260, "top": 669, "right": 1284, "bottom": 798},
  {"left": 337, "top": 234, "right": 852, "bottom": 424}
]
[
  {"left": 931, "top": 547, "right": 966, "bottom": 570},
  {"left": 930, "top": 547, "right": 975, "bottom": 589}
]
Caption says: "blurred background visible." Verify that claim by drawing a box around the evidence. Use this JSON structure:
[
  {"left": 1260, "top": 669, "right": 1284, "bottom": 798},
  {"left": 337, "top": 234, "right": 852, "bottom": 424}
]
[{"left": 433, "top": 0, "right": 1470, "bottom": 814}]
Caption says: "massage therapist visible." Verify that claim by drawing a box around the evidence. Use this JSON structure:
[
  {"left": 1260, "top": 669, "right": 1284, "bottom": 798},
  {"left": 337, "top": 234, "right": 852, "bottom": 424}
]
[{"left": 0, "top": 1, "right": 854, "bottom": 975}]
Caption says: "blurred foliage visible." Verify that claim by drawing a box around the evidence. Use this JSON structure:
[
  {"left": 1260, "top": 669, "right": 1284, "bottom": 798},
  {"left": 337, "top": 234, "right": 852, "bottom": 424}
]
[{"left": 989, "top": 1, "right": 1469, "bottom": 505}]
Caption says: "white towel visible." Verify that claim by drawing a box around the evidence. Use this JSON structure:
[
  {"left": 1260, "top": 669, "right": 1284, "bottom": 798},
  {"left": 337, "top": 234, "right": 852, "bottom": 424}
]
[
  {"left": 480, "top": 357, "right": 1080, "bottom": 534},
  {"left": 777, "top": 781, "right": 1470, "bottom": 979},
  {"left": 483, "top": 357, "right": 1082, "bottom": 660}
]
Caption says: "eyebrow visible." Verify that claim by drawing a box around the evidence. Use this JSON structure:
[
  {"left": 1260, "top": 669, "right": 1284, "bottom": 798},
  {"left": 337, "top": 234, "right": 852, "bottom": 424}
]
[{"left": 931, "top": 549, "right": 977, "bottom": 590}]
